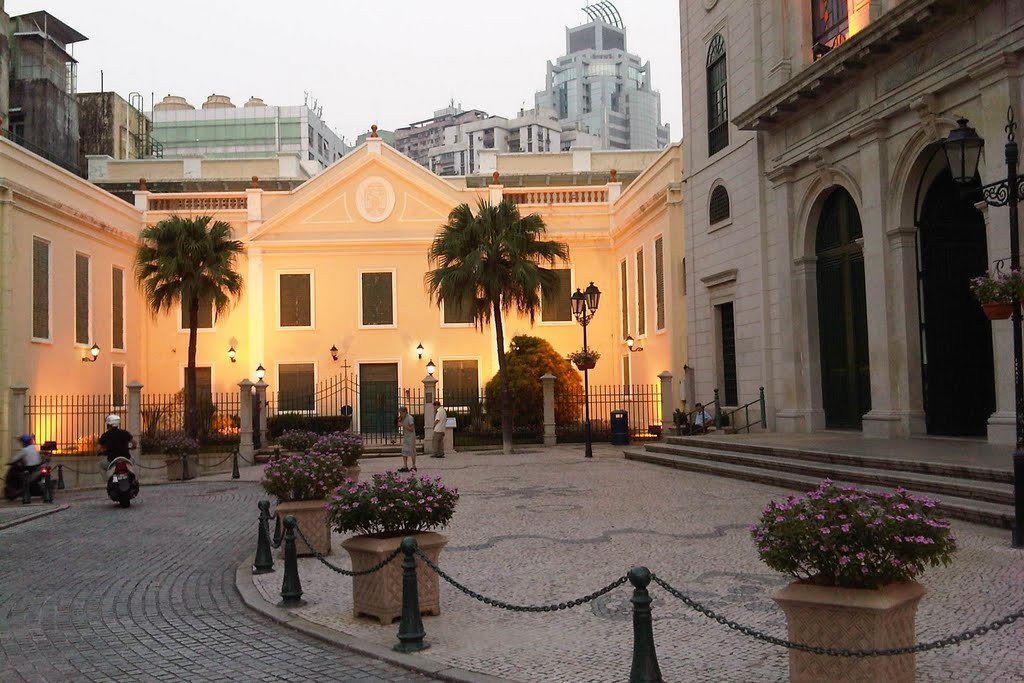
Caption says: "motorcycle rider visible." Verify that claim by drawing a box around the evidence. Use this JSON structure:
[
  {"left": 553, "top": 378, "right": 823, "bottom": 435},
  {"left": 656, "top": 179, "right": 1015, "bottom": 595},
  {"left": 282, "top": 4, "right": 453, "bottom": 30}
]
[
  {"left": 11, "top": 434, "right": 42, "bottom": 469},
  {"left": 98, "top": 414, "right": 135, "bottom": 463},
  {"left": 5, "top": 434, "right": 44, "bottom": 500}
]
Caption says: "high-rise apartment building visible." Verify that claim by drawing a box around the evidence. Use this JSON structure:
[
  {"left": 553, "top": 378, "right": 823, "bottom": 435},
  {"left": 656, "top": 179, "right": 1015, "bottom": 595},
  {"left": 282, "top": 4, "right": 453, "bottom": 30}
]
[
  {"left": 427, "top": 107, "right": 562, "bottom": 176},
  {"left": 535, "top": 1, "right": 669, "bottom": 150},
  {"left": 151, "top": 94, "right": 348, "bottom": 170},
  {"left": 394, "top": 104, "right": 488, "bottom": 168}
]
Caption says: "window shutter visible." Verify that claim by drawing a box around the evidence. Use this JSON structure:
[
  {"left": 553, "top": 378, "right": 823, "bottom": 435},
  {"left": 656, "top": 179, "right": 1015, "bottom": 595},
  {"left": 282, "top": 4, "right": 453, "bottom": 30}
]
[
  {"left": 279, "top": 274, "right": 312, "bottom": 327},
  {"left": 655, "top": 238, "right": 666, "bottom": 331},
  {"left": 75, "top": 254, "right": 90, "bottom": 345},
  {"left": 279, "top": 363, "right": 315, "bottom": 412},
  {"left": 112, "top": 366, "right": 125, "bottom": 407},
  {"left": 541, "top": 269, "right": 572, "bottom": 322},
  {"left": 112, "top": 268, "right": 124, "bottom": 350},
  {"left": 444, "top": 290, "right": 476, "bottom": 324},
  {"left": 709, "top": 186, "right": 731, "bottom": 224},
  {"left": 636, "top": 250, "right": 646, "bottom": 336},
  {"left": 361, "top": 272, "right": 394, "bottom": 326},
  {"left": 32, "top": 239, "right": 49, "bottom": 340},
  {"left": 180, "top": 293, "right": 215, "bottom": 329}
]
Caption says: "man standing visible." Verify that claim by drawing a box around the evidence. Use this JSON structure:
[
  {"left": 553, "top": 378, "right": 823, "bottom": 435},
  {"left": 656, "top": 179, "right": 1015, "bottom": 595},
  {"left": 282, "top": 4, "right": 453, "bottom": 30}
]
[{"left": 430, "top": 400, "right": 446, "bottom": 458}]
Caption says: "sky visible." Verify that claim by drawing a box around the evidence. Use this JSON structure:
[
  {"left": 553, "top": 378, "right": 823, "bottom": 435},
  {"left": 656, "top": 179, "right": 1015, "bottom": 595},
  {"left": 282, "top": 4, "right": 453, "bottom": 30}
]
[{"left": 7, "top": 0, "right": 682, "bottom": 144}]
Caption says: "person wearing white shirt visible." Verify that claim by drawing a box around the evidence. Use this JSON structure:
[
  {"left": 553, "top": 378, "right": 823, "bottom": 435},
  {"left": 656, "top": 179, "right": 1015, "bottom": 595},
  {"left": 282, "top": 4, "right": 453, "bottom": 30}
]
[
  {"left": 690, "top": 403, "right": 712, "bottom": 434},
  {"left": 431, "top": 400, "right": 447, "bottom": 458}
]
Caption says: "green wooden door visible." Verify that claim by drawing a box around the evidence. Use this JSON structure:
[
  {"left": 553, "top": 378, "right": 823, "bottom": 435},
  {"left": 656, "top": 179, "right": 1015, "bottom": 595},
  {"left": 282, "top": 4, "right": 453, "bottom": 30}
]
[{"left": 358, "top": 363, "right": 399, "bottom": 441}]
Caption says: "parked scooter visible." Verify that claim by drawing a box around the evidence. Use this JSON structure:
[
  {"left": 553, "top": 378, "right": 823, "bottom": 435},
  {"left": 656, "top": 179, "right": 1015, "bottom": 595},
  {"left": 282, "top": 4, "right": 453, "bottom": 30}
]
[{"left": 105, "top": 456, "right": 139, "bottom": 508}]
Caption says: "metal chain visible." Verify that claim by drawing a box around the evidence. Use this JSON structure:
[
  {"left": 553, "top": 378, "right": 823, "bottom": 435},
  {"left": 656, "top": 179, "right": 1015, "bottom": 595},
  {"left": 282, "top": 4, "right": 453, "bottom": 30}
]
[
  {"left": 414, "top": 547, "right": 628, "bottom": 612},
  {"left": 292, "top": 522, "right": 402, "bottom": 576},
  {"left": 651, "top": 574, "right": 1024, "bottom": 658},
  {"left": 197, "top": 452, "right": 235, "bottom": 469}
]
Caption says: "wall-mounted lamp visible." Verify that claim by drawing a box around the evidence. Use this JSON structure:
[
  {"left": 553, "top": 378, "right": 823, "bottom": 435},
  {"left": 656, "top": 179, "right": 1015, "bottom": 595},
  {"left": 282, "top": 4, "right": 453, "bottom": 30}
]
[
  {"left": 255, "top": 364, "right": 266, "bottom": 381},
  {"left": 416, "top": 343, "right": 424, "bottom": 360},
  {"left": 228, "top": 346, "right": 237, "bottom": 363},
  {"left": 625, "top": 335, "right": 644, "bottom": 353},
  {"left": 82, "top": 343, "right": 100, "bottom": 362},
  {"left": 426, "top": 359, "right": 436, "bottom": 376},
  {"left": 330, "top": 345, "right": 339, "bottom": 361}
]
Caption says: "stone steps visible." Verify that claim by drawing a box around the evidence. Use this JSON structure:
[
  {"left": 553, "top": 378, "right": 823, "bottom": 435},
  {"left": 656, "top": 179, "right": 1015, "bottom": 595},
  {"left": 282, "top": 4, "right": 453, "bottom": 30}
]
[{"left": 625, "top": 443, "right": 1014, "bottom": 529}]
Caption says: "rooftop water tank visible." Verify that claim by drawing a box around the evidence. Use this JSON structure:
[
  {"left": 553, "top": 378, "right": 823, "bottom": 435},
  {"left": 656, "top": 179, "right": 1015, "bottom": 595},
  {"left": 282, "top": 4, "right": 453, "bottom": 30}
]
[
  {"left": 202, "top": 94, "right": 235, "bottom": 109},
  {"left": 153, "top": 95, "right": 194, "bottom": 111}
]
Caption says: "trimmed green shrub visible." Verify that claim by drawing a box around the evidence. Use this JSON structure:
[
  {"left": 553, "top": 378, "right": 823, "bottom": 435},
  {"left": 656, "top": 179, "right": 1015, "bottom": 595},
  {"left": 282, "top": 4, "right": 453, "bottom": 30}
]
[
  {"left": 268, "top": 414, "right": 352, "bottom": 437},
  {"left": 483, "top": 335, "right": 582, "bottom": 429}
]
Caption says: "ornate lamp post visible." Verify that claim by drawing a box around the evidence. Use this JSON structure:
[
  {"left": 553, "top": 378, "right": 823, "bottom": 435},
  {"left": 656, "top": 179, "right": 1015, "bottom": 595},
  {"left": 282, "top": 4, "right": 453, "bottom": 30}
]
[
  {"left": 571, "top": 282, "right": 601, "bottom": 459},
  {"left": 943, "top": 109, "right": 1024, "bottom": 547}
]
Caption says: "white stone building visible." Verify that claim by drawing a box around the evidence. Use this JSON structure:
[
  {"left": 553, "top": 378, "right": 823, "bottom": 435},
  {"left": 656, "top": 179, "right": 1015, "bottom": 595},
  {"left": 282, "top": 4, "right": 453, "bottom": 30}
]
[
  {"left": 426, "top": 108, "right": 563, "bottom": 176},
  {"left": 681, "top": 0, "right": 1024, "bottom": 444}
]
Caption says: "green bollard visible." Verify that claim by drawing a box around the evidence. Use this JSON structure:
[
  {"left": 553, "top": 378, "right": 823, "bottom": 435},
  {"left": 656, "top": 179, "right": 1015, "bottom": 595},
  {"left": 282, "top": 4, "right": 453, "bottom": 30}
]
[
  {"left": 628, "top": 567, "right": 663, "bottom": 683},
  {"left": 42, "top": 469, "right": 54, "bottom": 504},
  {"left": 21, "top": 470, "right": 32, "bottom": 505},
  {"left": 57, "top": 464, "right": 66, "bottom": 490},
  {"left": 278, "top": 515, "right": 305, "bottom": 606},
  {"left": 393, "top": 537, "right": 429, "bottom": 653},
  {"left": 253, "top": 500, "right": 275, "bottom": 575},
  {"left": 231, "top": 450, "right": 240, "bottom": 479},
  {"left": 181, "top": 453, "right": 190, "bottom": 481}
]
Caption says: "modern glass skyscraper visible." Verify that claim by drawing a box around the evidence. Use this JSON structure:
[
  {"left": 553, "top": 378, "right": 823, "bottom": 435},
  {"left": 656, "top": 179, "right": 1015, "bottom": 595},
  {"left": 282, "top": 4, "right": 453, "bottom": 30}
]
[{"left": 535, "top": 2, "right": 670, "bottom": 150}]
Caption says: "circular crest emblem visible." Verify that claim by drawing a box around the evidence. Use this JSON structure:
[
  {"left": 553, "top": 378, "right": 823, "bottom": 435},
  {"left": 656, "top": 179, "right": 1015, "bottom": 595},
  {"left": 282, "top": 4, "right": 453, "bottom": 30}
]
[{"left": 356, "top": 176, "right": 396, "bottom": 222}]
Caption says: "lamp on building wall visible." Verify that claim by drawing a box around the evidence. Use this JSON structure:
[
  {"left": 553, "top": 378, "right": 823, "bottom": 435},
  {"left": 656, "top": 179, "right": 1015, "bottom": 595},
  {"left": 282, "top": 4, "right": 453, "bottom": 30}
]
[
  {"left": 625, "top": 335, "right": 644, "bottom": 353},
  {"left": 255, "top": 364, "right": 266, "bottom": 381},
  {"left": 228, "top": 346, "right": 237, "bottom": 363},
  {"left": 82, "top": 343, "right": 100, "bottom": 363},
  {"left": 943, "top": 109, "right": 1024, "bottom": 547},
  {"left": 330, "top": 345, "right": 339, "bottom": 361},
  {"left": 416, "top": 343, "right": 425, "bottom": 360},
  {"left": 426, "top": 359, "right": 436, "bottom": 376},
  {"left": 571, "top": 282, "right": 601, "bottom": 459}
]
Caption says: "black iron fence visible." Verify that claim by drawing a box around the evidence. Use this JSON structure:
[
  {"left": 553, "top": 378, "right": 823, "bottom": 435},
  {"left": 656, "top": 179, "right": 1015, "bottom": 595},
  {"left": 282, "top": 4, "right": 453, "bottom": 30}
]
[
  {"left": 140, "top": 392, "right": 241, "bottom": 449},
  {"left": 556, "top": 383, "right": 662, "bottom": 442}
]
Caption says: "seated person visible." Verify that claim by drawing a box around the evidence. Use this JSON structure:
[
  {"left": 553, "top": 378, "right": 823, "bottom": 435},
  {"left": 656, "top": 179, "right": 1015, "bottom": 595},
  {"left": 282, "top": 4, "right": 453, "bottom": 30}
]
[{"left": 690, "top": 403, "right": 712, "bottom": 434}]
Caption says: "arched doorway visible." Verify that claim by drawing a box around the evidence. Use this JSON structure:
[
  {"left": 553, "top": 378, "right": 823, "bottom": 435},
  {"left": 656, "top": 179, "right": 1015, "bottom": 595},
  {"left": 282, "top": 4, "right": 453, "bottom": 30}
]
[
  {"left": 815, "top": 187, "right": 871, "bottom": 429},
  {"left": 918, "top": 169, "right": 995, "bottom": 436}
]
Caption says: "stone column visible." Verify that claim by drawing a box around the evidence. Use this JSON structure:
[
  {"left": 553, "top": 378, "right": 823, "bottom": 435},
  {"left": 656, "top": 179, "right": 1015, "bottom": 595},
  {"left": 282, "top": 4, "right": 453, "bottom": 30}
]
[
  {"left": 127, "top": 381, "right": 143, "bottom": 447},
  {"left": 247, "top": 247, "right": 265, "bottom": 381},
  {"left": 254, "top": 380, "right": 268, "bottom": 448},
  {"left": 658, "top": 371, "right": 674, "bottom": 440},
  {"left": 423, "top": 376, "right": 438, "bottom": 454},
  {"left": 10, "top": 385, "right": 27, "bottom": 444},
  {"left": 540, "top": 373, "right": 556, "bottom": 446},
  {"left": 238, "top": 380, "right": 254, "bottom": 461}
]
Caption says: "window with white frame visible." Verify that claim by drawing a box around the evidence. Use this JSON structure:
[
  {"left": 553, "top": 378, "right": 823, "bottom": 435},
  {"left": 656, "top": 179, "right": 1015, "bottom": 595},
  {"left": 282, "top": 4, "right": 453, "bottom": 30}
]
[
  {"left": 279, "top": 273, "right": 312, "bottom": 328},
  {"left": 180, "top": 293, "right": 215, "bottom": 330},
  {"left": 278, "top": 363, "right": 315, "bottom": 412},
  {"left": 112, "top": 365, "right": 126, "bottom": 408},
  {"left": 619, "top": 260, "right": 629, "bottom": 339},
  {"left": 112, "top": 267, "right": 125, "bottom": 350},
  {"left": 361, "top": 272, "right": 395, "bottom": 326},
  {"left": 636, "top": 248, "right": 647, "bottom": 337},
  {"left": 442, "top": 359, "right": 479, "bottom": 408},
  {"left": 75, "top": 253, "right": 90, "bottom": 345},
  {"left": 443, "top": 290, "right": 475, "bottom": 325},
  {"left": 32, "top": 237, "right": 50, "bottom": 340},
  {"left": 654, "top": 237, "right": 666, "bottom": 331},
  {"left": 541, "top": 269, "right": 572, "bottom": 322}
]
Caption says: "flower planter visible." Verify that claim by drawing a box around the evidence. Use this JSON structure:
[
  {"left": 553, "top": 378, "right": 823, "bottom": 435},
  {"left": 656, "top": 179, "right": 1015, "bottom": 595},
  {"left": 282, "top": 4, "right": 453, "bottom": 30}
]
[
  {"left": 341, "top": 531, "right": 448, "bottom": 625},
  {"left": 772, "top": 581, "right": 925, "bottom": 683},
  {"left": 276, "top": 499, "right": 331, "bottom": 557},
  {"left": 982, "top": 302, "right": 1014, "bottom": 320},
  {"left": 165, "top": 454, "right": 199, "bottom": 481},
  {"left": 343, "top": 464, "right": 361, "bottom": 483},
  {"left": 574, "top": 359, "right": 597, "bottom": 371}
]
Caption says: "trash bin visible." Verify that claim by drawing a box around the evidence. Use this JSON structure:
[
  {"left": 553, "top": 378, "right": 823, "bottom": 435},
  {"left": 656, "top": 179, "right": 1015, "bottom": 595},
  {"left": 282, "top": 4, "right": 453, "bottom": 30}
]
[{"left": 610, "top": 409, "right": 629, "bottom": 446}]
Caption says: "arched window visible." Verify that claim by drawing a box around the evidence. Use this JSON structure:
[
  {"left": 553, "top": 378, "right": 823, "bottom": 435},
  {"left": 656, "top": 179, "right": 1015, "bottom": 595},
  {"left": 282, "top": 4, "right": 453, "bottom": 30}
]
[
  {"left": 707, "top": 34, "right": 729, "bottom": 156},
  {"left": 709, "top": 185, "right": 731, "bottom": 224}
]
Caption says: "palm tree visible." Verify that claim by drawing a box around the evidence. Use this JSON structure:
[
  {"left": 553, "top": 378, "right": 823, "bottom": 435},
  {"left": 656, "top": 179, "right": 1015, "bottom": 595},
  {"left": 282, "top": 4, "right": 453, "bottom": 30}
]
[
  {"left": 135, "top": 215, "right": 244, "bottom": 439},
  {"left": 426, "top": 199, "right": 569, "bottom": 454}
]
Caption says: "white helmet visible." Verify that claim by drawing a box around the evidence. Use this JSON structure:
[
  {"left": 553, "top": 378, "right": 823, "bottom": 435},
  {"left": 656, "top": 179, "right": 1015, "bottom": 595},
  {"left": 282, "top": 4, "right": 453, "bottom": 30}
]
[{"left": 106, "top": 414, "right": 121, "bottom": 427}]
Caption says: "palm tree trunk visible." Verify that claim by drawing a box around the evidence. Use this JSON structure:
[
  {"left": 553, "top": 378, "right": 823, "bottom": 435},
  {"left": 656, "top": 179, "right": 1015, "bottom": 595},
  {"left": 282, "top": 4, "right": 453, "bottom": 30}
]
[
  {"left": 493, "top": 300, "right": 513, "bottom": 455},
  {"left": 185, "top": 296, "right": 200, "bottom": 440}
]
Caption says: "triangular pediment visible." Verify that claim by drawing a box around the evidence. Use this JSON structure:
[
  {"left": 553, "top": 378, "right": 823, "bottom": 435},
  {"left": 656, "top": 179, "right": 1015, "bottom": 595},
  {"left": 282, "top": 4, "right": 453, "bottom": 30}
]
[{"left": 248, "top": 142, "right": 480, "bottom": 243}]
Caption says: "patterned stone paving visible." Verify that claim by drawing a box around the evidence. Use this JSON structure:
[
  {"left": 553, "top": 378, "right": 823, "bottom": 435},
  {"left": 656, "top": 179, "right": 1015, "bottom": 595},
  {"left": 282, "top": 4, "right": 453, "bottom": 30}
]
[{"left": 252, "top": 445, "right": 1024, "bottom": 683}]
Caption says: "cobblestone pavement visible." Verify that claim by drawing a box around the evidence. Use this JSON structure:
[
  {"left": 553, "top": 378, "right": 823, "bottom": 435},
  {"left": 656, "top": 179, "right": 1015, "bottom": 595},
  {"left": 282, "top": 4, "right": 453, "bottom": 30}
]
[
  {"left": 0, "top": 482, "right": 429, "bottom": 683},
  {"left": 253, "top": 445, "right": 1024, "bottom": 683},
  {"left": 0, "top": 500, "right": 67, "bottom": 528}
]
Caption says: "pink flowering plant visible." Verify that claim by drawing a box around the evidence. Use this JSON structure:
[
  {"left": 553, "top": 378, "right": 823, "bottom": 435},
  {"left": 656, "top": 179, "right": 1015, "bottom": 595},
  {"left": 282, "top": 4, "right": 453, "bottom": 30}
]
[
  {"left": 276, "top": 429, "right": 319, "bottom": 453},
  {"left": 261, "top": 451, "right": 354, "bottom": 502},
  {"left": 751, "top": 480, "right": 957, "bottom": 589},
  {"left": 970, "top": 269, "right": 1024, "bottom": 304},
  {"left": 312, "top": 431, "right": 363, "bottom": 467},
  {"left": 327, "top": 471, "right": 459, "bottom": 537}
]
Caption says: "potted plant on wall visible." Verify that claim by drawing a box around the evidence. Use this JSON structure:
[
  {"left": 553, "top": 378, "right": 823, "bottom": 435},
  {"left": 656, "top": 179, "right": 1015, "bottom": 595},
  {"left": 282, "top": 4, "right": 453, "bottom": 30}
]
[
  {"left": 752, "top": 480, "right": 956, "bottom": 683},
  {"left": 261, "top": 450, "right": 354, "bottom": 557},
  {"left": 328, "top": 471, "right": 459, "bottom": 624},
  {"left": 567, "top": 349, "right": 600, "bottom": 371},
  {"left": 969, "top": 269, "right": 1024, "bottom": 320}
]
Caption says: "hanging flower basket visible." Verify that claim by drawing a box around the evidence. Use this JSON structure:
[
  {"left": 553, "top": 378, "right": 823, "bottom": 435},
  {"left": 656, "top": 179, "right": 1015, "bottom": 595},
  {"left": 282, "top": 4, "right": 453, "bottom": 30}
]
[
  {"left": 982, "top": 302, "right": 1014, "bottom": 320},
  {"left": 567, "top": 349, "right": 600, "bottom": 371}
]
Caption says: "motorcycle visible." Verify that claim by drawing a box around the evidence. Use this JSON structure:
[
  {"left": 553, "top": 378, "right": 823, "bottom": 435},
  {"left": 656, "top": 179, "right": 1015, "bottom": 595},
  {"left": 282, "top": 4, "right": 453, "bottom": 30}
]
[
  {"left": 4, "top": 460, "right": 51, "bottom": 502},
  {"left": 105, "top": 456, "right": 139, "bottom": 508}
]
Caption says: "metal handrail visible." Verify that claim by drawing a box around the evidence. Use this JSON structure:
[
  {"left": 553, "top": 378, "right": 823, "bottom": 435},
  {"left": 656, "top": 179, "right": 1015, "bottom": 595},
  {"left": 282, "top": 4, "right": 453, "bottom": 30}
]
[{"left": 722, "top": 387, "right": 767, "bottom": 434}]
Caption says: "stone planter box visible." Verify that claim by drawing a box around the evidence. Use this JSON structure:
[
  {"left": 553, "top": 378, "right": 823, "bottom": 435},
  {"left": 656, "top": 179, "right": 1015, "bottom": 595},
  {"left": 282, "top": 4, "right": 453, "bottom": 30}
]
[
  {"left": 165, "top": 454, "right": 200, "bottom": 481},
  {"left": 276, "top": 499, "right": 331, "bottom": 557},
  {"left": 773, "top": 580, "right": 926, "bottom": 683},
  {"left": 341, "top": 531, "right": 448, "bottom": 625},
  {"left": 344, "top": 464, "right": 361, "bottom": 482}
]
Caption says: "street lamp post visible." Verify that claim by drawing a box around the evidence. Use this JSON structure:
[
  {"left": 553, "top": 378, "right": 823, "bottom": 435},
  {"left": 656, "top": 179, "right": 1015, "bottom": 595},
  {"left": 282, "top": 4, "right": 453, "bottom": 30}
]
[
  {"left": 943, "top": 108, "right": 1024, "bottom": 547},
  {"left": 571, "top": 282, "right": 601, "bottom": 459}
]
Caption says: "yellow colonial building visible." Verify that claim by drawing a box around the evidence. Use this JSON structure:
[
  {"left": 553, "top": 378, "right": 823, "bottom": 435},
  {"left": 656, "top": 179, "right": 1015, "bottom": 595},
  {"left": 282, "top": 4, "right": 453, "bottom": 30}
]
[{"left": 2, "top": 133, "right": 684, "bottom": 453}]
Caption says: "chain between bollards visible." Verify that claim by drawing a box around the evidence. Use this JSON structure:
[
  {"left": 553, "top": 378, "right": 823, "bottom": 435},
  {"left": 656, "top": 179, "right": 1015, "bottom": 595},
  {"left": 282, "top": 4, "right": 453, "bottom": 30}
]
[
  {"left": 628, "top": 567, "right": 663, "bottom": 683},
  {"left": 253, "top": 500, "right": 275, "bottom": 575},
  {"left": 393, "top": 537, "right": 430, "bottom": 653},
  {"left": 278, "top": 515, "right": 304, "bottom": 607}
]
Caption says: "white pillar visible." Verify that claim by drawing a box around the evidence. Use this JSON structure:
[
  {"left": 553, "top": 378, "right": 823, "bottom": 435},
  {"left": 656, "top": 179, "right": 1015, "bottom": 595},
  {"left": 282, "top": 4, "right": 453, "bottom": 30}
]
[
  {"left": 658, "top": 371, "right": 674, "bottom": 441},
  {"left": 541, "top": 373, "right": 556, "bottom": 446},
  {"left": 127, "top": 381, "right": 143, "bottom": 447},
  {"left": 238, "top": 380, "right": 254, "bottom": 461},
  {"left": 423, "top": 376, "right": 438, "bottom": 454},
  {"left": 248, "top": 248, "right": 265, "bottom": 382},
  {"left": 10, "top": 385, "right": 27, "bottom": 445}
]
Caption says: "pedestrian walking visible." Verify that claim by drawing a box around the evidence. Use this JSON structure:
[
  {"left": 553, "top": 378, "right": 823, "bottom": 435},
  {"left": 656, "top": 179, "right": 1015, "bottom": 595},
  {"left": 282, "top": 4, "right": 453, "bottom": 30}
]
[
  {"left": 431, "top": 400, "right": 447, "bottom": 458},
  {"left": 397, "top": 406, "right": 417, "bottom": 472}
]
